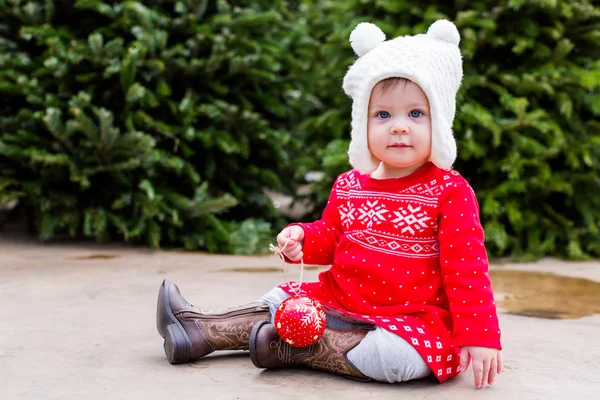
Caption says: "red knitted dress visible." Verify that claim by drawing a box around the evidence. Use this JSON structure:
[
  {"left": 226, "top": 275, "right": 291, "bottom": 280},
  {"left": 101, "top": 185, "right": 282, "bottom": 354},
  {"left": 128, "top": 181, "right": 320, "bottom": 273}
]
[{"left": 279, "top": 162, "right": 502, "bottom": 383}]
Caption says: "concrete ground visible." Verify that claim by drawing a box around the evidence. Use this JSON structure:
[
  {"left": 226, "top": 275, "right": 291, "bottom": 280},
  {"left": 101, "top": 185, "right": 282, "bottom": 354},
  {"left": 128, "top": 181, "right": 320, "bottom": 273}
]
[{"left": 1, "top": 236, "right": 599, "bottom": 400}]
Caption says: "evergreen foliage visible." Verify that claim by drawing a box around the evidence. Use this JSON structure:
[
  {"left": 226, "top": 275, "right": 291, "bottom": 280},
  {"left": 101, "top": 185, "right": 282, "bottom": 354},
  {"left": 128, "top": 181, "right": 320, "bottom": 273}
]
[
  {"left": 296, "top": 0, "right": 600, "bottom": 260},
  {"left": 0, "top": 0, "right": 316, "bottom": 253},
  {"left": 1, "top": 0, "right": 599, "bottom": 260}
]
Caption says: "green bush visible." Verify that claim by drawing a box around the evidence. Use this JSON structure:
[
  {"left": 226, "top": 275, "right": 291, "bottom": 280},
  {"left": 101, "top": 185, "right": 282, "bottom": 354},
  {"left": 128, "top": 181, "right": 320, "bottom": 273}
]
[
  {"left": 296, "top": 0, "right": 600, "bottom": 260},
  {"left": 2, "top": 0, "right": 599, "bottom": 260},
  {"left": 0, "top": 0, "right": 317, "bottom": 253}
]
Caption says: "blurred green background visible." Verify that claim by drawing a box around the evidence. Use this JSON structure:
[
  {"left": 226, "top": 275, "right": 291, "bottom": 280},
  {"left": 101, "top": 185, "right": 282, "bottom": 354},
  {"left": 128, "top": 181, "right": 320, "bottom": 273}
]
[{"left": 0, "top": 0, "right": 599, "bottom": 260}]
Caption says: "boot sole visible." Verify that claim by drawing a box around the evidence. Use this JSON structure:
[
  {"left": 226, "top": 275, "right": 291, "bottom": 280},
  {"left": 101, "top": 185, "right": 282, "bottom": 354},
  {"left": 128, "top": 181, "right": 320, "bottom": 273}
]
[
  {"left": 157, "top": 279, "right": 192, "bottom": 364},
  {"left": 249, "top": 320, "right": 271, "bottom": 368}
]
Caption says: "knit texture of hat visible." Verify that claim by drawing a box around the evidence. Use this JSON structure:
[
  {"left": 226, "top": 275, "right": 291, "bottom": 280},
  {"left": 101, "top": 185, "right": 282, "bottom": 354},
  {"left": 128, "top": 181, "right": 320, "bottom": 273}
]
[{"left": 342, "top": 20, "right": 464, "bottom": 173}]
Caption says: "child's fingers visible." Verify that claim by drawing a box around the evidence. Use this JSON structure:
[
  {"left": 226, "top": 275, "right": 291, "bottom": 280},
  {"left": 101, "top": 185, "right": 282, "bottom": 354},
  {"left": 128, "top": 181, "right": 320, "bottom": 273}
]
[
  {"left": 488, "top": 357, "right": 498, "bottom": 385},
  {"left": 497, "top": 352, "right": 503, "bottom": 374},
  {"left": 459, "top": 347, "right": 470, "bottom": 373},
  {"left": 284, "top": 245, "right": 302, "bottom": 261},
  {"left": 277, "top": 230, "right": 293, "bottom": 248},
  {"left": 481, "top": 358, "right": 491, "bottom": 388},
  {"left": 472, "top": 359, "right": 484, "bottom": 389},
  {"left": 289, "top": 226, "right": 304, "bottom": 242},
  {"left": 285, "top": 249, "right": 303, "bottom": 262}
]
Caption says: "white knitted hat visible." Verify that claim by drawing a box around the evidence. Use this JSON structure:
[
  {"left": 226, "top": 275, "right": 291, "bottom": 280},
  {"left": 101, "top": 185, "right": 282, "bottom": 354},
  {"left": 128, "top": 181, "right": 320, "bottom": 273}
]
[{"left": 342, "top": 20, "right": 464, "bottom": 173}]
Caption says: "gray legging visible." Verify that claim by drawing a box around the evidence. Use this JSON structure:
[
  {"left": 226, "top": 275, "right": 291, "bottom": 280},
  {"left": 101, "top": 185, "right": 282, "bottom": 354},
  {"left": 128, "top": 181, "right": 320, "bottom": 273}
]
[{"left": 261, "top": 287, "right": 432, "bottom": 383}]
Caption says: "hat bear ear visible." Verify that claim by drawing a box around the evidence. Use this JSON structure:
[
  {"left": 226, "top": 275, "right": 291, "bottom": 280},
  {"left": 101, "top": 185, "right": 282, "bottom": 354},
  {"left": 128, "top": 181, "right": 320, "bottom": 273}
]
[
  {"left": 349, "top": 22, "right": 386, "bottom": 57},
  {"left": 427, "top": 19, "right": 460, "bottom": 46}
]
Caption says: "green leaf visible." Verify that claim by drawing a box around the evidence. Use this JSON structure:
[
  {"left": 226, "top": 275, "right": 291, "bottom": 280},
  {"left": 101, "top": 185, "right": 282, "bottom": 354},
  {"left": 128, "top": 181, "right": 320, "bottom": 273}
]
[
  {"left": 88, "top": 32, "right": 104, "bottom": 56},
  {"left": 120, "top": 53, "right": 138, "bottom": 93},
  {"left": 139, "top": 179, "right": 155, "bottom": 200}
]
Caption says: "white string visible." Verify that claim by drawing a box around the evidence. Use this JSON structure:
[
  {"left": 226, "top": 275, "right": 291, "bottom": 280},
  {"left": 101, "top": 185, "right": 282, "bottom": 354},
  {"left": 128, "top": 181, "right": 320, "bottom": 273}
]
[{"left": 269, "top": 239, "right": 304, "bottom": 296}]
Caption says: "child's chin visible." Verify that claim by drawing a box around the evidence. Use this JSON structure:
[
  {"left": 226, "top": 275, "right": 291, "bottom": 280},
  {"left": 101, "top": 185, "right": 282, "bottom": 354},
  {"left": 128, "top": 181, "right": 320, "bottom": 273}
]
[{"left": 386, "top": 160, "right": 425, "bottom": 169}]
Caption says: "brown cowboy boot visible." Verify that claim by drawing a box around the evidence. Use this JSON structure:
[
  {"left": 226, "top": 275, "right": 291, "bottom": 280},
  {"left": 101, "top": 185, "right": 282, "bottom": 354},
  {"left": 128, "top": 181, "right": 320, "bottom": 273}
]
[
  {"left": 156, "top": 279, "right": 270, "bottom": 364},
  {"left": 249, "top": 320, "right": 371, "bottom": 381}
]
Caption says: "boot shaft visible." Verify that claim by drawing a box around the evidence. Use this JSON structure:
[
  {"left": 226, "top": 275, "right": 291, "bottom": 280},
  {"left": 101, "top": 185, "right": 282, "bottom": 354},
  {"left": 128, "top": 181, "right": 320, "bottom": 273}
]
[
  {"left": 250, "top": 321, "right": 371, "bottom": 381},
  {"left": 178, "top": 303, "right": 270, "bottom": 356},
  {"left": 297, "top": 329, "right": 369, "bottom": 380}
]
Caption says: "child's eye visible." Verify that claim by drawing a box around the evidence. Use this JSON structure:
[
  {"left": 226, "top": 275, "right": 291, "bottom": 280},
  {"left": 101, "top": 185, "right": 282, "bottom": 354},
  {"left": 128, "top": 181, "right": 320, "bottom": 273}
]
[
  {"left": 377, "top": 111, "right": 391, "bottom": 119},
  {"left": 409, "top": 110, "right": 423, "bottom": 118}
]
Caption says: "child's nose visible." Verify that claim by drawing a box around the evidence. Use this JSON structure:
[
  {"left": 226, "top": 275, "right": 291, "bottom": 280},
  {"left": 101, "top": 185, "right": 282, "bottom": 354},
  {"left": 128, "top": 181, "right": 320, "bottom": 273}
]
[{"left": 391, "top": 120, "right": 409, "bottom": 134}]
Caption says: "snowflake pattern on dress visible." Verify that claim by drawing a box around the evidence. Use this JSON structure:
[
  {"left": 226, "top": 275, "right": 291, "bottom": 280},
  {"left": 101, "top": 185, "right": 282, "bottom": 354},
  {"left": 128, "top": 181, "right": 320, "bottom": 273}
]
[
  {"left": 339, "top": 204, "right": 356, "bottom": 229},
  {"left": 278, "top": 164, "right": 502, "bottom": 383},
  {"left": 338, "top": 170, "right": 440, "bottom": 257},
  {"left": 391, "top": 204, "right": 432, "bottom": 235},
  {"left": 357, "top": 200, "right": 389, "bottom": 228}
]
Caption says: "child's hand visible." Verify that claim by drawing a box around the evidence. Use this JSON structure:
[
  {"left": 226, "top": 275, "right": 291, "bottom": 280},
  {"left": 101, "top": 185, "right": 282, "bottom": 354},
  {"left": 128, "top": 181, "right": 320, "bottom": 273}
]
[
  {"left": 459, "top": 346, "right": 502, "bottom": 389},
  {"left": 276, "top": 226, "right": 305, "bottom": 261}
]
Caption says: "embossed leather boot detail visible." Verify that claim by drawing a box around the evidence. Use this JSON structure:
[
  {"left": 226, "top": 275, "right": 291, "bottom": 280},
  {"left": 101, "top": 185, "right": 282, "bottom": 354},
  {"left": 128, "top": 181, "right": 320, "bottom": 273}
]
[
  {"left": 157, "top": 279, "right": 270, "bottom": 364},
  {"left": 249, "top": 321, "right": 371, "bottom": 381}
]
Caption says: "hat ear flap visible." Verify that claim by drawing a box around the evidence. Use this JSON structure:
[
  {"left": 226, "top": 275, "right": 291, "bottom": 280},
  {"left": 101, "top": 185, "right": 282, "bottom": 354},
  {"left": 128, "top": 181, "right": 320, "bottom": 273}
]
[{"left": 350, "top": 22, "right": 386, "bottom": 57}]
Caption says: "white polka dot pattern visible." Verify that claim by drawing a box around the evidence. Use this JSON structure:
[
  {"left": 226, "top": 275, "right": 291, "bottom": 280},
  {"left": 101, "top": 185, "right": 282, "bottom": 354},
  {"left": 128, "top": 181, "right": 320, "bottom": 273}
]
[{"left": 278, "top": 164, "right": 502, "bottom": 383}]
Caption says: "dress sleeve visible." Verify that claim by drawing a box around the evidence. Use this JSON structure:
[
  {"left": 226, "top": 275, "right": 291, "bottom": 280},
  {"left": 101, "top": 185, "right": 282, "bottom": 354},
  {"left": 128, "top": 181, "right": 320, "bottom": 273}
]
[
  {"left": 284, "top": 176, "right": 344, "bottom": 266},
  {"left": 438, "top": 178, "right": 502, "bottom": 349}
]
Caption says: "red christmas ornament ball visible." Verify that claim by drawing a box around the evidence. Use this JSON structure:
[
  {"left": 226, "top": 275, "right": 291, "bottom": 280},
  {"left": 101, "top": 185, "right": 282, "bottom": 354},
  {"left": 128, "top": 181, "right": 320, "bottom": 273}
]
[{"left": 274, "top": 295, "right": 327, "bottom": 348}]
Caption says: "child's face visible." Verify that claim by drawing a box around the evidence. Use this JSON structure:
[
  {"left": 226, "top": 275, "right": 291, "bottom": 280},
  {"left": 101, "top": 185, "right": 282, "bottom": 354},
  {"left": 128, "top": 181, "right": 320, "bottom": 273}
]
[{"left": 367, "top": 79, "right": 432, "bottom": 178}]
